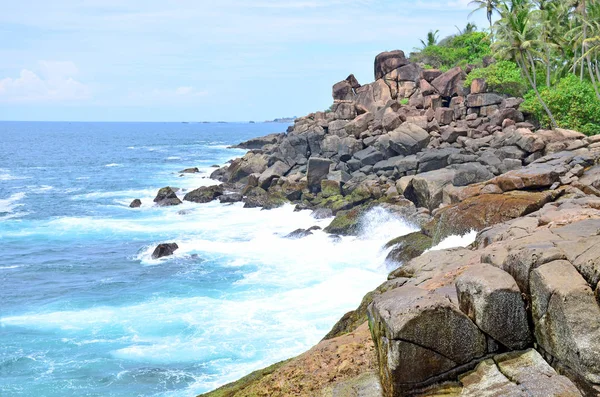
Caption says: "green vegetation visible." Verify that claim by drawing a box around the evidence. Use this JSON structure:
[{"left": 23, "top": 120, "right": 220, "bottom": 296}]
[
  {"left": 488, "top": 0, "right": 600, "bottom": 130},
  {"left": 399, "top": 98, "right": 409, "bottom": 105},
  {"left": 465, "top": 60, "right": 526, "bottom": 97},
  {"left": 411, "top": 29, "right": 491, "bottom": 70},
  {"left": 521, "top": 74, "right": 600, "bottom": 135}
]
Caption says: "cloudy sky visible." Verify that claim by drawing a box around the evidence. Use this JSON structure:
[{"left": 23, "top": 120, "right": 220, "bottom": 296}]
[{"left": 0, "top": 0, "right": 487, "bottom": 122}]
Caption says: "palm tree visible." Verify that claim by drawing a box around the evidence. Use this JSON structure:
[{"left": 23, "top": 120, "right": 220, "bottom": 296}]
[
  {"left": 456, "top": 23, "right": 478, "bottom": 35},
  {"left": 493, "top": 0, "right": 558, "bottom": 127},
  {"left": 469, "top": 0, "right": 500, "bottom": 32},
  {"left": 419, "top": 30, "right": 440, "bottom": 49}
]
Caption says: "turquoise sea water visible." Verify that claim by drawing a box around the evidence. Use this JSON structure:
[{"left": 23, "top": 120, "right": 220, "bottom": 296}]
[{"left": 0, "top": 122, "right": 415, "bottom": 396}]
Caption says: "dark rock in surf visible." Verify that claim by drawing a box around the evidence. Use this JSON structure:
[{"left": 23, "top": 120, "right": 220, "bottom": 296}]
[
  {"left": 151, "top": 243, "right": 179, "bottom": 259},
  {"left": 183, "top": 185, "right": 224, "bottom": 203},
  {"left": 179, "top": 167, "right": 200, "bottom": 174},
  {"left": 219, "top": 193, "right": 243, "bottom": 203},
  {"left": 153, "top": 187, "right": 182, "bottom": 206},
  {"left": 129, "top": 199, "right": 142, "bottom": 208}
]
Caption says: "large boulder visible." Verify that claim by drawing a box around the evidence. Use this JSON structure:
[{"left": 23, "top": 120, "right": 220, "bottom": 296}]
[
  {"left": 227, "top": 152, "right": 269, "bottom": 183},
  {"left": 368, "top": 286, "right": 487, "bottom": 396},
  {"left": 466, "top": 93, "right": 504, "bottom": 108},
  {"left": 431, "top": 67, "right": 466, "bottom": 97},
  {"left": 353, "top": 146, "right": 385, "bottom": 167},
  {"left": 374, "top": 50, "right": 409, "bottom": 80},
  {"left": 388, "top": 123, "right": 430, "bottom": 156},
  {"left": 530, "top": 260, "right": 600, "bottom": 388},
  {"left": 332, "top": 80, "right": 354, "bottom": 101},
  {"left": 153, "top": 187, "right": 182, "bottom": 206},
  {"left": 456, "top": 264, "right": 532, "bottom": 350},
  {"left": 307, "top": 157, "right": 333, "bottom": 193},
  {"left": 431, "top": 190, "right": 556, "bottom": 242},
  {"left": 183, "top": 185, "right": 224, "bottom": 203},
  {"left": 344, "top": 112, "right": 373, "bottom": 138},
  {"left": 151, "top": 243, "right": 179, "bottom": 259},
  {"left": 257, "top": 161, "right": 291, "bottom": 189}
]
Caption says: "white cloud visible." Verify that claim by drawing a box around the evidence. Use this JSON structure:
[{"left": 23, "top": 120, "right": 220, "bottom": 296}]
[{"left": 0, "top": 61, "right": 90, "bottom": 103}]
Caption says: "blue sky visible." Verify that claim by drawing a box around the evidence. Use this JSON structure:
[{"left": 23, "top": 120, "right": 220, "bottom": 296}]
[{"left": 0, "top": 0, "right": 487, "bottom": 122}]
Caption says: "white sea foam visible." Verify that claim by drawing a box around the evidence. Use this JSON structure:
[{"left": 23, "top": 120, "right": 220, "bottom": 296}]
[
  {"left": 0, "top": 265, "right": 21, "bottom": 270},
  {"left": 105, "top": 163, "right": 122, "bottom": 167},
  {"left": 166, "top": 156, "right": 182, "bottom": 160},
  {"left": 1, "top": 205, "right": 414, "bottom": 392},
  {"left": 0, "top": 192, "right": 26, "bottom": 214},
  {"left": 429, "top": 230, "right": 478, "bottom": 251},
  {"left": 0, "top": 169, "right": 30, "bottom": 181}
]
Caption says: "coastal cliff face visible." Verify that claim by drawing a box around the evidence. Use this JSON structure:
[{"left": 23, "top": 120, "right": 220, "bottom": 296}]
[{"left": 197, "top": 50, "right": 600, "bottom": 396}]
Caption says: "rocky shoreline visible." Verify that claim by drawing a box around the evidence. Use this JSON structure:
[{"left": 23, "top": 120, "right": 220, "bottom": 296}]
[{"left": 141, "top": 49, "right": 600, "bottom": 396}]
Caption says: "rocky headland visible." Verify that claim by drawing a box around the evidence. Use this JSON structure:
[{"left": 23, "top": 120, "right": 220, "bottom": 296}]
[{"left": 148, "top": 49, "right": 600, "bottom": 396}]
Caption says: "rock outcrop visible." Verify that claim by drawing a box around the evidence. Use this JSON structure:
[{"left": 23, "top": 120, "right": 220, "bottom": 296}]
[
  {"left": 153, "top": 187, "right": 182, "bottom": 206},
  {"left": 151, "top": 243, "right": 179, "bottom": 259},
  {"left": 189, "top": 48, "right": 600, "bottom": 396}
]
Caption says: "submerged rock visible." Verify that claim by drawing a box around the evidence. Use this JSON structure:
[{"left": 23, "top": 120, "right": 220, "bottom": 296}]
[{"left": 151, "top": 243, "right": 179, "bottom": 259}]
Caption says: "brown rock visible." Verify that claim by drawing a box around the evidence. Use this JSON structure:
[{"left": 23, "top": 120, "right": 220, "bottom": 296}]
[
  {"left": 470, "top": 78, "right": 487, "bottom": 94},
  {"left": 332, "top": 80, "right": 354, "bottom": 101},
  {"left": 374, "top": 50, "right": 409, "bottom": 80},
  {"left": 431, "top": 67, "right": 466, "bottom": 97}
]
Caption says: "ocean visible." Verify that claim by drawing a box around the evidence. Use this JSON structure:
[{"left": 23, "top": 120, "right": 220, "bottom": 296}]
[{"left": 0, "top": 121, "right": 418, "bottom": 396}]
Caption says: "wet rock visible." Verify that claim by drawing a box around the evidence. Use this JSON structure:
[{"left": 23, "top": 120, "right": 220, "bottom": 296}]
[
  {"left": 129, "top": 199, "right": 142, "bottom": 208},
  {"left": 179, "top": 167, "right": 200, "bottom": 174},
  {"left": 312, "top": 208, "right": 333, "bottom": 219},
  {"left": 218, "top": 193, "right": 243, "bottom": 203},
  {"left": 285, "top": 228, "right": 314, "bottom": 239},
  {"left": 153, "top": 186, "right": 182, "bottom": 206},
  {"left": 385, "top": 231, "right": 433, "bottom": 265},
  {"left": 431, "top": 190, "right": 556, "bottom": 242},
  {"left": 183, "top": 185, "right": 224, "bottom": 203},
  {"left": 151, "top": 243, "right": 179, "bottom": 259}
]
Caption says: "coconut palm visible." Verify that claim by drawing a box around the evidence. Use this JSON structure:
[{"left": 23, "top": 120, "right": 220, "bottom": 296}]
[
  {"left": 493, "top": 0, "right": 558, "bottom": 127},
  {"left": 469, "top": 0, "right": 500, "bottom": 31},
  {"left": 419, "top": 30, "right": 440, "bottom": 49}
]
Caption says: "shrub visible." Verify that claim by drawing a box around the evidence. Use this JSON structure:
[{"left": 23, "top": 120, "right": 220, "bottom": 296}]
[
  {"left": 411, "top": 32, "right": 491, "bottom": 70},
  {"left": 521, "top": 74, "right": 600, "bottom": 136},
  {"left": 464, "top": 61, "right": 527, "bottom": 97},
  {"left": 400, "top": 98, "right": 409, "bottom": 105}
]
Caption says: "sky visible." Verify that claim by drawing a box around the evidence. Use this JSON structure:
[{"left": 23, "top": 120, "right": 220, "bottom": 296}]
[{"left": 0, "top": 0, "right": 488, "bottom": 122}]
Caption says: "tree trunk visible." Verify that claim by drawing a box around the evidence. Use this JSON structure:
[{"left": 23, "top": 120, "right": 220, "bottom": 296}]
[
  {"left": 586, "top": 52, "right": 600, "bottom": 98},
  {"left": 519, "top": 53, "right": 558, "bottom": 128},
  {"left": 580, "top": 0, "right": 587, "bottom": 80}
]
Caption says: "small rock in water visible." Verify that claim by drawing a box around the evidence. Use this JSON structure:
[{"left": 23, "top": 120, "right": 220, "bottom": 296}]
[
  {"left": 151, "top": 243, "right": 179, "bottom": 259},
  {"left": 211, "top": 164, "right": 220, "bottom": 168},
  {"left": 179, "top": 167, "right": 200, "bottom": 174},
  {"left": 312, "top": 208, "right": 333, "bottom": 219},
  {"left": 285, "top": 228, "right": 314, "bottom": 239},
  {"left": 329, "top": 234, "right": 342, "bottom": 243},
  {"left": 129, "top": 199, "right": 142, "bottom": 208},
  {"left": 153, "top": 187, "right": 182, "bottom": 206}
]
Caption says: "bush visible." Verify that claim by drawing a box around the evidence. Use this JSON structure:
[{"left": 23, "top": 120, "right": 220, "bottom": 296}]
[
  {"left": 411, "top": 32, "right": 491, "bottom": 70},
  {"left": 521, "top": 74, "right": 600, "bottom": 136},
  {"left": 464, "top": 61, "right": 527, "bottom": 97}
]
